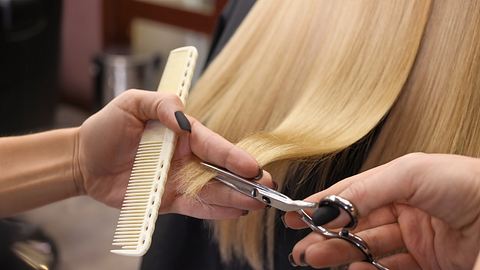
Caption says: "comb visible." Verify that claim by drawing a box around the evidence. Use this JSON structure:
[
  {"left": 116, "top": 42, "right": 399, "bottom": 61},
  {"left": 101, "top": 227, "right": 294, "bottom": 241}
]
[{"left": 111, "top": 46, "right": 198, "bottom": 256}]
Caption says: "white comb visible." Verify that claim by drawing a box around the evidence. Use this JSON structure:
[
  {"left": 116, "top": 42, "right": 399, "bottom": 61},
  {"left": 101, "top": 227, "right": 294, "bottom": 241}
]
[{"left": 111, "top": 46, "right": 198, "bottom": 256}]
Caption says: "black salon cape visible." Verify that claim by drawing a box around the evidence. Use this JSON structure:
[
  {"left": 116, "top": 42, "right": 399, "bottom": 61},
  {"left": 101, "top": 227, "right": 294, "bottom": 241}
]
[{"left": 140, "top": 1, "right": 325, "bottom": 269}]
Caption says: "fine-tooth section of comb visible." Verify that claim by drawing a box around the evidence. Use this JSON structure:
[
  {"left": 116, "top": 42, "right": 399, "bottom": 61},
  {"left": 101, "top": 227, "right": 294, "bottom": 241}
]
[{"left": 111, "top": 46, "right": 198, "bottom": 256}]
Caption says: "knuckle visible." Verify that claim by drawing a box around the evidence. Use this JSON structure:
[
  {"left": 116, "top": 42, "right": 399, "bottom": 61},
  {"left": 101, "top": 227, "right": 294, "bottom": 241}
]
[
  {"left": 393, "top": 152, "right": 428, "bottom": 182},
  {"left": 119, "top": 89, "right": 141, "bottom": 100},
  {"left": 395, "top": 152, "right": 427, "bottom": 167},
  {"left": 345, "top": 180, "right": 369, "bottom": 202}
]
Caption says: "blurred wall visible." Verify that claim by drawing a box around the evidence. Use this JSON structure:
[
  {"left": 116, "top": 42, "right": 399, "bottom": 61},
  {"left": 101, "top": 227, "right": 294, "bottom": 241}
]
[{"left": 60, "top": 0, "right": 102, "bottom": 108}]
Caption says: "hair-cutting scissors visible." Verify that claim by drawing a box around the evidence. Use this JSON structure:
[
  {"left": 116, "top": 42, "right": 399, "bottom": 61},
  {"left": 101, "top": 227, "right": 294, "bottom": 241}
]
[{"left": 201, "top": 162, "right": 389, "bottom": 270}]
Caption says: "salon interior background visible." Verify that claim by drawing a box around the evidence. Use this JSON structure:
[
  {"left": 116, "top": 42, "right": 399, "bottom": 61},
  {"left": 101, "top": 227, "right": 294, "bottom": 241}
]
[{"left": 0, "top": 0, "right": 226, "bottom": 269}]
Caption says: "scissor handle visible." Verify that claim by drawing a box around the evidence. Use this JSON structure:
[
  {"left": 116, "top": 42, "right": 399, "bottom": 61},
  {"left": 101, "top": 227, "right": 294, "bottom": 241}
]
[{"left": 298, "top": 196, "right": 390, "bottom": 270}]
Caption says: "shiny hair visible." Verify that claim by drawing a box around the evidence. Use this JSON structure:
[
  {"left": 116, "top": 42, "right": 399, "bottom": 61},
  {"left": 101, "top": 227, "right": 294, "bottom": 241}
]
[{"left": 180, "top": 0, "right": 480, "bottom": 269}]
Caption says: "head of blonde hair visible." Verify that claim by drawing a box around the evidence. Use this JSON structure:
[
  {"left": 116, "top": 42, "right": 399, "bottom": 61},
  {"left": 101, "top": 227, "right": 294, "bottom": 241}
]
[{"left": 178, "top": 0, "right": 480, "bottom": 269}]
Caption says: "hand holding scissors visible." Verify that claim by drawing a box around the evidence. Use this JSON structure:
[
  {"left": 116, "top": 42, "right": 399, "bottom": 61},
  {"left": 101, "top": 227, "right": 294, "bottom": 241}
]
[
  {"left": 201, "top": 162, "right": 389, "bottom": 269},
  {"left": 283, "top": 153, "right": 480, "bottom": 270}
]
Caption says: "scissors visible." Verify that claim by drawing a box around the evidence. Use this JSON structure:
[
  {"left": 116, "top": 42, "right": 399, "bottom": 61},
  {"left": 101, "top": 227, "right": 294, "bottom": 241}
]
[{"left": 201, "top": 162, "right": 389, "bottom": 270}]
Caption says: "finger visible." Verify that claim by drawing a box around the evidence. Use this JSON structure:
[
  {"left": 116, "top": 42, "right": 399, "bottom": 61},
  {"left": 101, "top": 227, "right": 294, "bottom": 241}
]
[
  {"left": 337, "top": 153, "right": 480, "bottom": 228},
  {"left": 169, "top": 196, "right": 249, "bottom": 220},
  {"left": 349, "top": 253, "right": 421, "bottom": 270},
  {"left": 291, "top": 223, "right": 404, "bottom": 268},
  {"left": 353, "top": 206, "right": 397, "bottom": 232},
  {"left": 114, "top": 90, "right": 186, "bottom": 133},
  {"left": 198, "top": 172, "right": 274, "bottom": 210},
  {"left": 284, "top": 161, "right": 395, "bottom": 229},
  {"left": 188, "top": 116, "right": 260, "bottom": 178}
]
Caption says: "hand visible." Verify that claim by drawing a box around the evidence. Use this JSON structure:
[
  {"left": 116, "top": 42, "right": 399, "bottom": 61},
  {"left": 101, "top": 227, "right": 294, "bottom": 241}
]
[
  {"left": 285, "top": 153, "right": 480, "bottom": 269},
  {"left": 75, "top": 89, "right": 273, "bottom": 219}
]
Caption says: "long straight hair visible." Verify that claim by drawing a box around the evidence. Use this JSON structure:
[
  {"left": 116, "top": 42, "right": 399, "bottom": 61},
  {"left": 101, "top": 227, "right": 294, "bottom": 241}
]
[{"left": 179, "top": 0, "right": 480, "bottom": 269}]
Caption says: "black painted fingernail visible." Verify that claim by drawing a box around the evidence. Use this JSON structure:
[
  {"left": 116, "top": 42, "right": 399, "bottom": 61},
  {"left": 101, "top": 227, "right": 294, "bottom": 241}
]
[
  {"left": 253, "top": 168, "right": 263, "bottom": 180},
  {"left": 288, "top": 253, "right": 298, "bottom": 267},
  {"left": 280, "top": 214, "right": 289, "bottom": 229},
  {"left": 242, "top": 210, "right": 249, "bottom": 216},
  {"left": 299, "top": 252, "right": 308, "bottom": 266},
  {"left": 174, "top": 111, "right": 191, "bottom": 132},
  {"left": 312, "top": 204, "right": 340, "bottom": 226}
]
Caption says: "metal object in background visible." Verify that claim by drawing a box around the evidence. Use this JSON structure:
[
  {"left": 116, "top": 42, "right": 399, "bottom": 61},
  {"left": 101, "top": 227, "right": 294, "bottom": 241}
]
[
  {"left": 0, "top": 219, "right": 57, "bottom": 270},
  {"left": 93, "top": 53, "right": 162, "bottom": 109}
]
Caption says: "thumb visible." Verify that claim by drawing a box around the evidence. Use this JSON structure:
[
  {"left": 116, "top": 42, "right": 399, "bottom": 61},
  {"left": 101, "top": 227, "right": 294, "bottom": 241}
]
[{"left": 113, "top": 89, "right": 187, "bottom": 133}]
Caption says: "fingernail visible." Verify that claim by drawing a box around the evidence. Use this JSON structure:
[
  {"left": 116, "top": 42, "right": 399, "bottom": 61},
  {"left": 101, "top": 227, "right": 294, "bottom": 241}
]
[
  {"left": 242, "top": 210, "right": 249, "bottom": 216},
  {"left": 253, "top": 168, "right": 263, "bottom": 180},
  {"left": 174, "top": 111, "right": 191, "bottom": 133},
  {"left": 288, "top": 253, "right": 298, "bottom": 267},
  {"left": 312, "top": 204, "right": 340, "bottom": 226},
  {"left": 265, "top": 205, "right": 272, "bottom": 209},
  {"left": 299, "top": 252, "right": 308, "bottom": 266},
  {"left": 280, "top": 214, "right": 289, "bottom": 229}
]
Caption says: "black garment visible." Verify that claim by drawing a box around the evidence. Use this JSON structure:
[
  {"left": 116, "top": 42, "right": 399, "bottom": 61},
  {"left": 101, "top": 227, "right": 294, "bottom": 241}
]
[{"left": 141, "top": 1, "right": 374, "bottom": 269}]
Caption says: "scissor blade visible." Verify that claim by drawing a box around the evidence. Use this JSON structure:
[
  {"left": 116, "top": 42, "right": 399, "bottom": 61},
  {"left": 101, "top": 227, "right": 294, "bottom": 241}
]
[{"left": 201, "top": 162, "right": 318, "bottom": 212}]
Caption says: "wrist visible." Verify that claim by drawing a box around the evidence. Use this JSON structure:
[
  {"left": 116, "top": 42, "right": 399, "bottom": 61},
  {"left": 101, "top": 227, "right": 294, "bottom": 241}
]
[{"left": 72, "top": 127, "right": 86, "bottom": 196}]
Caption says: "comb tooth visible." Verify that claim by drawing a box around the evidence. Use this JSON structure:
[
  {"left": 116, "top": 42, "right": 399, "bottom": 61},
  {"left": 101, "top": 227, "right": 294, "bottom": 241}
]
[
  {"left": 126, "top": 180, "right": 155, "bottom": 184},
  {"left": 114, "top": 231, "right": 142, "bottom": 235},
  {"left": 112, "top": 242, "right": 138, "bottom": 246},
  {"left": 124, "top": 191, "right": 151, "bottom": 196},
  {"left": 138, "top": 143, "right": 162, "bottom": 147},
  {"left": 123, "top": 194, "right": 150, "bottom": 198},
  {"left": 123, "top": 193, "right": 151, "bottom": 198},
  {"left": 113, "top": 233, "right": 140, "bottom": 239},
  {"left": 131, "top": 173, "right": 155, "bottom": 177},
  {"left": 112, "top": 240, "right": 140, "bottom": 244},
  {"left": 125, "top": 192, "right": 151, "bottom": 196},
  {"left": 114, "top": 232, "right": 140, "bottom": 237},
  {"left": 136, "top": 149, "right": 161, "bottom": 155},
  {"left": 131, "top": 170, "right": 156, "bottom": 175},
  {"left": 129, "top": 176, "right": 155, "bottom": 180},
  {"left": 131, "top": 167, "right": 157, "bottom": 172},
  {"left": 134, "top": 156, "right": 158, "bottom": 161},
  {"left": 129, "top": 178, "right": 155, "bottom": 182},
  {"left": 115, "top": 228, "right": 139, "bottom": 234},
  {"left": 126, "top": 187, "right": 152, "bottom": 191},
  {"left": 127, "top": 181, "right": 153, "bottom": 185},
  {"left": 135, "top": 153, "right": 160, "bottom": 158},
  {"left": 116, "top": 218, "right": 144, "bottom": 222},
  {"left": 121, "top": 202, "right": 149, "bottom": 206},
  {"left": 127, "top": 185, "right": 153, "bottom": 189},
  {"left": 121, "top": 204, "right": 149, "bottom": 209},
  {"left": 116, "top": 224, "right": 143, "bottom": 228},
  {"left": 118, "top": 212, "right": 145, "bottom": 217},
  {"left": 132, "top": 161, "right": 158, "bottom": 165},
  {"left": 139, "top": 141, "right": 162, "bottom": 145}
]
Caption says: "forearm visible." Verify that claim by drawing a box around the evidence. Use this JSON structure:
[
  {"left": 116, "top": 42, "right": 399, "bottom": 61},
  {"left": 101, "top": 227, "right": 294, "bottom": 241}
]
[{"left": 0, "top": 128, "right": 81, "bottom": 217}]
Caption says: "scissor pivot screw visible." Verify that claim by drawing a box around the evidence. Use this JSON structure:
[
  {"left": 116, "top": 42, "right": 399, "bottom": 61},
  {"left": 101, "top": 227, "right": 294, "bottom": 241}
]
[{"left": 262, "top": 196, "right": 271, "bottom": 204}]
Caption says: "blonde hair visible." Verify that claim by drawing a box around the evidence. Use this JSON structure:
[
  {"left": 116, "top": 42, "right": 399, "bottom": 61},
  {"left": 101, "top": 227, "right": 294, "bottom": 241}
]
[{"left": 180, "top": 0, "right": 480, "bottom": 269}]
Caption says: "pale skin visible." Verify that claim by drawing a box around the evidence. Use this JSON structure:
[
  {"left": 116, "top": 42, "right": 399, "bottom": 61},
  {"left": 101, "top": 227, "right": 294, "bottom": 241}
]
[
  {"left": 0, "top": 89, "right": 273, "bottom": 218},
  {"left": 285, "top": 153, "right": 480, "bottom": 270}
]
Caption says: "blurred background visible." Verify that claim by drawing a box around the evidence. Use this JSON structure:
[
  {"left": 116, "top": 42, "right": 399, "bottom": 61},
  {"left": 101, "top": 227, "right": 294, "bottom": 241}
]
[{"left": 0, "top": 0, "right": 227, "bottom": 269}]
